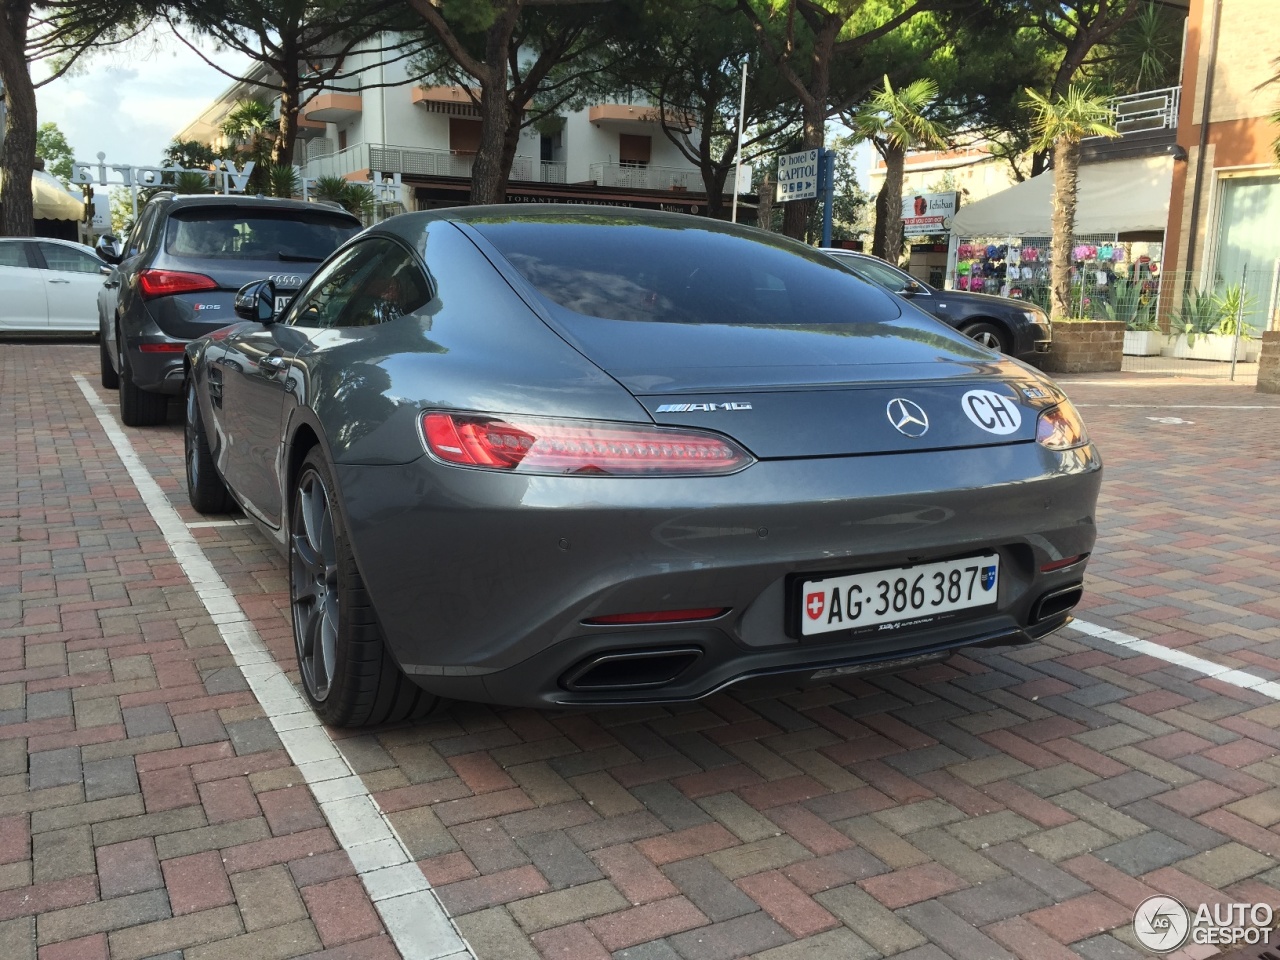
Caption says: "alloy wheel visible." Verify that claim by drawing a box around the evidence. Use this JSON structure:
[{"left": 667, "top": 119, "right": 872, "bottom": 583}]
[
  {"left": 184, "top": 384, "right": 199, "bottom": 493},
  {"left": 291, "top": 469, "right": 339, "bottom": 702},
  {"left": 970, "top": 330, "right": 1001, "bottom": 348}
]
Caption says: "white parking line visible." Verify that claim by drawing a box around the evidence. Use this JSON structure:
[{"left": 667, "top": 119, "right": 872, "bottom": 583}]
[
  {"left": 1070, "top": 618, "right": 1280, "bottom": 701},
  {"left": 186, "top": 518, "right": 254, "bottom": 528},
  {"left": 74, "top": 376, "right": 474, "bottom": 960}
]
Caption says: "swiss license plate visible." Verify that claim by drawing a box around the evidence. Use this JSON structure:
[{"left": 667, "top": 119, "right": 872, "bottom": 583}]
[
  {"left": 274, "top": 294, "right": 293, "bottom": 313},
  {"left": 798, "top": 554, "right": 999, "bottom": 637}
]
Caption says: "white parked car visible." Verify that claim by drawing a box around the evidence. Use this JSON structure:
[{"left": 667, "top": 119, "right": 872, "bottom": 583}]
[{"left": 0, "top": 237, "right": 106, "bottom": 333}]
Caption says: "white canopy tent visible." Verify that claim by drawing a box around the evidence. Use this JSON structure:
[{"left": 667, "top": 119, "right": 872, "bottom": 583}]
[
  {"left": 951, "top": 155, "right": 1174, "bottom": 236},
  {"left": 943, "top": 155, "right": 1174, "bottom": 290}
]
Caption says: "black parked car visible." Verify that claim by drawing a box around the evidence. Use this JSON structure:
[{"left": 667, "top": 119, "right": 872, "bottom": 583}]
[
  {"left": 823, "top": 249, "right": 1051, "bottom": 359},
  {"left": 97, "top": 193, "right": 362, "bottom": 425}
]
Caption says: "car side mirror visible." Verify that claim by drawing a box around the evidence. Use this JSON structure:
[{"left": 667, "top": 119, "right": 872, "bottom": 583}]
[
  {"left": 98, "top": 264, "right": 113, "bottom": 277},
  {"left": 901, "top": 280, "right": 923, "bottom": 296},
  {"left": 94, "top": 234, "right": 122, "bottom": 265},
  {"left": 235, "top": 279, "right": 278, "bottom": 323}
]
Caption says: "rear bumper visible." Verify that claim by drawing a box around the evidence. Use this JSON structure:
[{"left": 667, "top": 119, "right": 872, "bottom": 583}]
[
  {"left": 127, "top": 343, "right": 187, "bottom": 394},
  {"left": 409, "top": 606, "right": 1081, "bottom": 709},
  {"left": 335, "top": 439, "right": 1101, "bottom": 709}
]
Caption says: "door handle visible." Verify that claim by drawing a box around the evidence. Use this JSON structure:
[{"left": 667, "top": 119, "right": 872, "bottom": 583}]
[
  {"left": 260, "top": 355, "right": 287, "bottom": 374},
  {"left": 48, "top": 278, "right": 71, "bottom": 284}
]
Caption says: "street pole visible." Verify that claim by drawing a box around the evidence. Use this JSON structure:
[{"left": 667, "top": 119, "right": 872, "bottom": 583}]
[
  {"left": 731, "top": 57, "right": 748, "bottom": 224},
  {"left": 1230, "top": 262, "right": 1247, "bottom": 382},
  {"left": 820, "top": 149, "right": 835, "bottom": 248}
]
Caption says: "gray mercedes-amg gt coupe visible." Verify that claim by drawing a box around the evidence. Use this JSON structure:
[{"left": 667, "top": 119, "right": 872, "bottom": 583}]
[{"left": 184, "top": 205, "right": 1101, "bottom": 727}]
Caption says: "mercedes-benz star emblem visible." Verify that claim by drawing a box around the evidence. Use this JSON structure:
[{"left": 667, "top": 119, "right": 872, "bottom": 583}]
[{"left": 887, "top": 398, "right": 929, "bottom": 438}]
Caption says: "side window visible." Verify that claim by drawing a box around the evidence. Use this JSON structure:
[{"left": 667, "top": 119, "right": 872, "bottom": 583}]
[
  {"left": 37, "top": 242, "right": 103, "bottom": 274},
  {"left": 127, "top": 205, "right": 159, "bottom": 257},
  {"left": 0, "top": 242, "right": 31, "bottom": 268},
  {"left": 337, "top": 243, "right": 432, "bottom": 328},
  {"left": 286, "top": 239, "right": 430, "bottom": 329}
]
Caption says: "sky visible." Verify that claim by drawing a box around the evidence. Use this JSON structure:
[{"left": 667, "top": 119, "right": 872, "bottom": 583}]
[{"left": 35, "top": 28, "right": 249, "bottom": 173}]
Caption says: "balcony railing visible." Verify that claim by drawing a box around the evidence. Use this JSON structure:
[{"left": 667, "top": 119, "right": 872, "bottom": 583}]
[
  {"left": 589, "top": 162, "right": 712, "bottom": 192},
  {"left": 1106, "top": 86, "right": 1181, "bottom": 135},
  {"left": 300, "top": 143, "right": 569, "bottom": 184},
  {"left": 301, "top": 142, "right": 370, "bottom": 180}
]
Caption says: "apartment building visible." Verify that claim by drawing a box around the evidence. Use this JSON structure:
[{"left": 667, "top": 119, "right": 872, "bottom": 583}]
[
  {"left": 1164, "top": 0, "right": 1280, "bottom": 330},
  {"left": 865, "top": 143, "right": 1023, "bottom": 207},
  {"left": 176, "top": 39, "right": 717, "bottom": 215}
]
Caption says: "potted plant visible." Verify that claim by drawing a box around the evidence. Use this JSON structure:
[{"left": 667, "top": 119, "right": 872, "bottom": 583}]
[
  {"left": 1168, "top": 287, "right": 1246, "bottom": 362},
  {"left": 1106, "top": 279, "right": 1161, "bottom": 355},
  {"left": 1217, "top": 284, "right": 1259, "bottom": 361}
]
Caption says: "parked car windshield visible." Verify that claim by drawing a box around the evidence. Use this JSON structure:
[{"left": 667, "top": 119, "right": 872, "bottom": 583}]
[
  {"left": 165, "top": 209, "right": 360, "bottom": 262},
  {"left": 473, "top": 219, "right": 902, "bottom": 326}
]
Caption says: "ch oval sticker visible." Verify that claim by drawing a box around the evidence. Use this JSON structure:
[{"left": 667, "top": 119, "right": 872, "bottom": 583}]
[{"left": 961, "top": 389, "right": 1022, "bottom": 435}]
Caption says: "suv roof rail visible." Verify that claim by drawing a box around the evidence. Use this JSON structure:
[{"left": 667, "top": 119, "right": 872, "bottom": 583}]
[{"left": 148, "top": 190, "right": 177, "bottom": 202}]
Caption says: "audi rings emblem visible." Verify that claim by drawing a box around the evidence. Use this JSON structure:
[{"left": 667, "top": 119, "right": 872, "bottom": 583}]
[
  {"left": 268, "top": 274, "right": 303, "bottom": 288},
  {"left": 887, "top": 398, "right": 929, "bottom": 438}
]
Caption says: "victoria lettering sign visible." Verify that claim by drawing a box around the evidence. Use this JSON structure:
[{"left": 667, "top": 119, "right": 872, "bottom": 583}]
[{"left": 72, "top": 152, "right": 256, "bottom": 192}]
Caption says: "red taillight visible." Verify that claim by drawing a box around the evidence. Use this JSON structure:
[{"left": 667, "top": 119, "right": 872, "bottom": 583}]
[
  {"left": 584, "top": 608, "right": 728, "bottom": 625},
  {"left": 1040, "top": 554, "right": 1085, "bottom": 573},
  {"left": 1036, "top": 401, "right": 1088, "bottom": 450},
  {"left": 421, "top": 412, "right": 753, "bottom": 476},
  {"left": 138, "top": 269, "right": 218, "bottom": 299},
  {"left": 138, "top": 343, "right": 187, "bottom": 353}
]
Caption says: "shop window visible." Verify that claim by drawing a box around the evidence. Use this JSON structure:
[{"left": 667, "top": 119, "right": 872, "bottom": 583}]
[
  {"left": 619, "top": 134, "right": 651, "bottom": 167},
  {"left": 450, "top": 118, "right": 482, "bottom": 156}
]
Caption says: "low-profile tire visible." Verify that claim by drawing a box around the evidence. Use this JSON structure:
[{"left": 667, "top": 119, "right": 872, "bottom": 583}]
[
  {"left": 184, "top": 377, "right": 233, "bottom": 515},
  {"left": 118, "top": 331, "right": 169, "bottom": 426},
  {"left": 99, "top": 325, "right": 119, "bottom": 390},
  {"left": 290, "top": 448, "right": 440, "bottom": 727},
  {"left": 961, "top": 321, "right": 1010, "bottom": 354}
]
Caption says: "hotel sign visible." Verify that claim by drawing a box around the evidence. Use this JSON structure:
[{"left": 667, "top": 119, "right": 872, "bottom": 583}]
[{"left": 72, "top": 152, "right": 256, "bottom": 192}]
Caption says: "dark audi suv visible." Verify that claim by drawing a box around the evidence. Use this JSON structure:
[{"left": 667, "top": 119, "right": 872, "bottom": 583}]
[
  {"left": 823, "top": 248, "right": 1051, "bottom": 360},
  {"left": 98, "top": 193, "right": 362, "bottom": 425}
]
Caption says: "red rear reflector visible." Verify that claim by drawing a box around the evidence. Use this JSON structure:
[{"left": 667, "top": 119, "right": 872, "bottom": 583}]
[
  {"left": 584, "top": 608, "right": 728, "bottom": 625},
  {"left": 138, "top": 343, "right": 187, "bottom": 353},
  {"left": 421, "top": 412, "right": 753, "bottom": 476},
  {"left": 1040, "top": 554, "right": 1084, "bottom": 573},
  {"left": 138, "top": 269, "right": 218, "bottom": 299}
]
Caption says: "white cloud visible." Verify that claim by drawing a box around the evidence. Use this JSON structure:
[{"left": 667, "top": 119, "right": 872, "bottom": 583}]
[{"left": 35, "top": 27, "right": 248, "bottom": 168}]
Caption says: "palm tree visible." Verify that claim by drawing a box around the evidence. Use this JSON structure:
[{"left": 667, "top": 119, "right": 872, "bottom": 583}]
[
  {"left": 220, "top": 100, "right": 275, "bottom": 193},
  {"left": 851, "top": 76, "right": 948, "bottom": 263},
  {"left": 1025, "top": 85, "right": 1120, "bottom": 321}
]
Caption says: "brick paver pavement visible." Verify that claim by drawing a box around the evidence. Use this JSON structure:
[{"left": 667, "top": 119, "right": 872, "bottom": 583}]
[{"left": 3, "top": 343, "right": 1279, "bottom": 960}]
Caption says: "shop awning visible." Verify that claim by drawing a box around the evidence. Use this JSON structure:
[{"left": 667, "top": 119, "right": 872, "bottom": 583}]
[
  {"left": 0, "top": 169, "right": 86, "bottom": 220},
  {"left": 951, "top": 155, "right": 1173, "bottom": 237}
]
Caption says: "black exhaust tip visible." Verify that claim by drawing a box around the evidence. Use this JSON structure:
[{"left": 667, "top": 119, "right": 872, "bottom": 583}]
[
  {"left": 563, "top": 647, "right": 702, "bottom": 691},
  {"left": 1031, "top": 583, "right": 1083, "bottom": 624}
]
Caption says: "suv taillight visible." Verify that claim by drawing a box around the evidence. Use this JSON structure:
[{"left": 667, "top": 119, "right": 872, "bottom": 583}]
[
  {"left": 138, "top": 269, "right": 218, "bottom": 299},
  {"left": 421, "top": 412, "right": 754, "bottom": 476}
]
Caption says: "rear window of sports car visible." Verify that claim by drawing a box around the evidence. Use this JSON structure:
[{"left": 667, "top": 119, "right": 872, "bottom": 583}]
[
  {"left": 165, "top": 209, "right": 360, "bottom": 261},
  {"left": 472, "top": 220, "right": 901, "bottom": 326}
]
